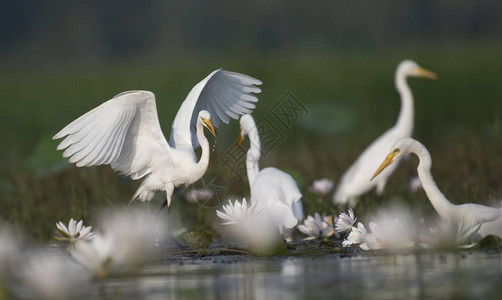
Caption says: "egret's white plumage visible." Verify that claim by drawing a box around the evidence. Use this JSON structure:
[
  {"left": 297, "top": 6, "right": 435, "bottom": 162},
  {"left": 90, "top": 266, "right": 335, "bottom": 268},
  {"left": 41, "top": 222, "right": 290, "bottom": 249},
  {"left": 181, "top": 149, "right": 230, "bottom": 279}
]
[
  {"left": 54, "top": 70, "right": 262, "bottom": 206},
  {"left": 333, "top": 60, "right": 436, "bottom": 206},
  {"left": 372, "top": 138, "right": 502, "bottom": 239},
  {"left": 238, "top": 114, "right": 304, "bottom": 240}
]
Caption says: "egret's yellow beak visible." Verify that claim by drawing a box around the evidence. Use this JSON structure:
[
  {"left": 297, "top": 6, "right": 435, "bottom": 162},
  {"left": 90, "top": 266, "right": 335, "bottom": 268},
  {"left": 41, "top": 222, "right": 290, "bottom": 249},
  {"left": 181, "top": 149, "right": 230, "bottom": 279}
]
[
  {"left": 237, "top": 130, "right": 243, "bottom": 148},
  {"left": 416, "top": 67, "right": 437, "bottom": 80},
  {"left": 201, "top": 117, "right": 216, "bottom": 137},
  {"left": 371, "top": 151, "right": 398, "bottom": 181}
]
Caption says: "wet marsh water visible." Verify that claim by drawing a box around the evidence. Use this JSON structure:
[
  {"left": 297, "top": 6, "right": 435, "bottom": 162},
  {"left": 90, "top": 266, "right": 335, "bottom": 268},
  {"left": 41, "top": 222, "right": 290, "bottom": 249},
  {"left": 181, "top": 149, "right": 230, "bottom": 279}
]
[{"left": 95, "top": 250, "right": 502, "bottom": 300}]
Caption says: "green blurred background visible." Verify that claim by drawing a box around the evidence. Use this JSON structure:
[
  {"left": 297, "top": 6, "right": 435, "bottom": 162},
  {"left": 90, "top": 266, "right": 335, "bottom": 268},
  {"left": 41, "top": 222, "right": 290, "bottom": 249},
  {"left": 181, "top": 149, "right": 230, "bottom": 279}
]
[{"left": 1, "top": 1, "right": 501, "bottom": 240}]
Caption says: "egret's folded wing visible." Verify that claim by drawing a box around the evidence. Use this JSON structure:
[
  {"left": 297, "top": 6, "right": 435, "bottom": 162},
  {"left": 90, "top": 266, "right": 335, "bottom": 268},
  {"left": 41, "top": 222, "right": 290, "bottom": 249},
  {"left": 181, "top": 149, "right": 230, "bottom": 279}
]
[
  {"left": 53, "top": 91, "right": 171, "bottom": 179},
  {"left": 465, "top": 204, "right": 502, "bottom": 224},
  {"left": 169, "top": 69, "right": 262, "bottom": 149}
]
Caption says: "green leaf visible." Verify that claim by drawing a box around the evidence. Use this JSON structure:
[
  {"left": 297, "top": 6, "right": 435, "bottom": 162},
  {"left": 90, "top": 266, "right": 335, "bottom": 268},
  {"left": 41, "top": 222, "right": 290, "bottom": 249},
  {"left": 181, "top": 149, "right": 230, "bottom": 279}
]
[{"left": 183, "top": 231, "right": 212, "bottom": 250}]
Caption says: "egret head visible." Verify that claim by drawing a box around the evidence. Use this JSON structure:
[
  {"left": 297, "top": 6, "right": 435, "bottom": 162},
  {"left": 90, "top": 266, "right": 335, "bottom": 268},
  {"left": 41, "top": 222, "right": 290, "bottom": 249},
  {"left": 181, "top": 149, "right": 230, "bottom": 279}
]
[
  {"left": 398, "top": 60, "right": 437, "bottom": 80},
  {"left": 237, "top": 114, "right": 255, "bottom": 148},
  {"left": 371, "top": 138, "right": 413, "bottom": 180},
  {"left": 199, "top": 110, "right": 216, "bottom": 137}
]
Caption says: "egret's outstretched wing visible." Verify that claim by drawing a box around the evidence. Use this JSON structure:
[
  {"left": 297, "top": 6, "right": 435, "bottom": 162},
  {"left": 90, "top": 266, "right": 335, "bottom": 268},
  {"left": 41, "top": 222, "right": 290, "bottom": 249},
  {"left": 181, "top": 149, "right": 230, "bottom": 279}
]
[
  {"left": 169, "top": 69, "right": 262, "bottom": 149},
  {"left": 53, "top": 90, "right": 171, "bottom": 180}
]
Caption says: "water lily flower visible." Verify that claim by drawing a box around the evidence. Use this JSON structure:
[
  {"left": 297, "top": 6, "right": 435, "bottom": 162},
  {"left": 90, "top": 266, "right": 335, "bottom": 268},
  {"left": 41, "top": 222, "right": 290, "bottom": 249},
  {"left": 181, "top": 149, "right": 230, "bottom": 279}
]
[
  {"left": 216, "top": 198, "right": 281, "bottom": 255},
  {"left": 0, "top": 225, "right": 20, "bottom": 280},
  {"left": 421, "top": 219, "right": 481, "bottom": 249},
  {"left": 298, "top": 213, "right": 324, "bottom": 240},
  {"left": 55, "top": 219, "right": 94, "bottom": 244},
  {"left": 309, "top": 178, "right": 335, "bottom": 196},
  {"left": 71, "top": 209, "right": 167, "bottom": 278},
  {"left": 71, "top": 233, "right": 114, "bottom": 279},
  {"left": 216, "top": 198, "right": 262, "bottom": 225},
  {"left": 335, "top": 208, "right": 356, "bottom": 234},
  {"left": 342, "top": 222, "right": 367, "bottom": 247},
  {"left": 321, "top": 215, "right": 337, "bottom": 238},
  {"left": 360, "top": 207, "right": 417, "bottom": 250},
  {"left": 359, "top": 222, "right": 386, "bottom": 250},
  {"left": 185, "top": 188, "right": 214, "bottom": 204},
  {"left": 16, "top": 253, "right": 89, "bottom": 300}
]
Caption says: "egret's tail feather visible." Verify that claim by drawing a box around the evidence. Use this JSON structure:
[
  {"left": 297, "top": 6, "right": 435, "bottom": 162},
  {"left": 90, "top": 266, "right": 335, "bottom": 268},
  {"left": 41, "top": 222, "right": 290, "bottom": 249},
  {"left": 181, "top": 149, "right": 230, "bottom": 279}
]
[{"left": 130, "top": 182, "right": 156, "bottom": 205}]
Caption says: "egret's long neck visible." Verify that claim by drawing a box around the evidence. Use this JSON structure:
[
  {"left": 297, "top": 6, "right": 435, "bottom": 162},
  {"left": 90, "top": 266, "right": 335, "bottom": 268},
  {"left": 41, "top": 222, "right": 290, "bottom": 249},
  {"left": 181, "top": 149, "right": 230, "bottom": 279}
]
[
  {"left": 245, "top": 126, "right": 261, "bottom": 186},
  {"left": 194, "top": 121, "right": 211, "bottom": 180},
  {"left": 395, "top": 72, "right": 414, "bottom": 134},
  {"left": 412, "top": 141, "right": 454, "bottom": 220}
]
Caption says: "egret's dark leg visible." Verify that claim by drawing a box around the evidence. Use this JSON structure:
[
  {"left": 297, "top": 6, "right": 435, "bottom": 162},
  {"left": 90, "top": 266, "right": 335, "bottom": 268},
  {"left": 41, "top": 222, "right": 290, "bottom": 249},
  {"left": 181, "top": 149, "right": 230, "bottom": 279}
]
[
  {"left": 157, "top": 199, "right": 168, "bottom": 214},
  {"left": 159, "top": 187, "right": 183, "bottom": 248}
]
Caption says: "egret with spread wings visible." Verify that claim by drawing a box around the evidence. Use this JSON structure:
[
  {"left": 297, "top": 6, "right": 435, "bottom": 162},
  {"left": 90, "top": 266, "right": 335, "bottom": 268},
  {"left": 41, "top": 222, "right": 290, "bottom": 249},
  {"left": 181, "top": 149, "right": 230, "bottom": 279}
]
[{"left": 54, "top": 69, "right": 262, "bottom": 209}]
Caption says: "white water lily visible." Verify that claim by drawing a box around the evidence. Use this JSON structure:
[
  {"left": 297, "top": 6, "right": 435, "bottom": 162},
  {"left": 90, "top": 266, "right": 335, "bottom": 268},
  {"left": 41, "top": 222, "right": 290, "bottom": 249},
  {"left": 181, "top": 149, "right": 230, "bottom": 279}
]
[
  {"left": 342, "top": 222, "right": 368, "bottom": 247},
  {"left": 71, "top": 209, "right": 167, "bottom": 278},
  {"left": 309, "top": 178, "right": 335, "bottom": 196},
  {"left": 17, "top": 253, "right": 89, "bottom": 300},
  {"left": 71, "top": 233, "right": 114, "bottom": 279},
  {"left": 360, "top": 207, "right": 417, "bottom": 250},
  {"left": 0, "top": 225, "right": 19, "bottom": 279},
  {"left": 335, "top": 208, "right": 357, "bottom": 234},
  {"left": 359, "top": 222, "right": 386, "bottom": 250},
  {"left": 421, "top": 219, "right": 481, "bottom": 249},
  {"left": 216, "top": 198, "right": 262, "bottom": 225},
  {"left": 298, "top": 213, "right": 324, "bottom": 240},
  {"left": 216, "top": 198, "right": 281, "bottom": 255},
  {"left": 55, "top": 219, "right": 94, "bottom": 244},
  {"left": 321, "top": 215, "right": 337, "bottom": 238}
]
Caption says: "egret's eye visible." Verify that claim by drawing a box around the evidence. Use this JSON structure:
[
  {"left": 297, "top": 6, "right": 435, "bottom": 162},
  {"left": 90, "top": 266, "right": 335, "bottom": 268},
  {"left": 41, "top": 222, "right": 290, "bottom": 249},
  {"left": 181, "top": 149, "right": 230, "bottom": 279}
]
[{"left": 392, "top": 148, "right": 400, "bottom": 154}]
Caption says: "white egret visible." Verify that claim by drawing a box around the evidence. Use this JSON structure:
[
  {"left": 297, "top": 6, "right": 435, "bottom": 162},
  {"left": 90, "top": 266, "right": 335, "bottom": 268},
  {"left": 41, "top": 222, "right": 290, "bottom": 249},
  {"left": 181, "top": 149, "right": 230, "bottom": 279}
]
[
  {"left": 238, "top": 114, "right": 304, "bottom": 241},
  {"left": 54, "top": 69, "right": 262, "bottom": 209},
  {"left": 333, "top": 60, "right": 436, "bottom": 206},
  {"left": 372, "top": 137, "right": 502, "bottom": 239}
]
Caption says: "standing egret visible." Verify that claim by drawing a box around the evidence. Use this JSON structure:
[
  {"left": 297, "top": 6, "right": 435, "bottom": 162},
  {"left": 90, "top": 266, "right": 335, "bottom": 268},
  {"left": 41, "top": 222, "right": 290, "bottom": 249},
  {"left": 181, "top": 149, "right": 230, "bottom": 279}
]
[
  {"left": 54, "top": 69, "right": 262, "bottom": 210},
  {"left": 238, "top": 114, "right": 304, "bottom": 241},
  {"left": 333, "top": 60, "right": 436, "bottom": 206},
  {"left": 372, "top": 137, "right": 502, "bottom": 239}
]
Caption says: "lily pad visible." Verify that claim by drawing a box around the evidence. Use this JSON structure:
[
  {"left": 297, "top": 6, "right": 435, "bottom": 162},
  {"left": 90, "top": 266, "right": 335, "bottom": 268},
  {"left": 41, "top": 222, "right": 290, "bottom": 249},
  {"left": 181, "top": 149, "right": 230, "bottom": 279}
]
[
  {"left": 184, "top": 231, "right": 213, "bottom": 250},
  {"left": 478, "top": 235, "right": 501, "bottom": 250}
]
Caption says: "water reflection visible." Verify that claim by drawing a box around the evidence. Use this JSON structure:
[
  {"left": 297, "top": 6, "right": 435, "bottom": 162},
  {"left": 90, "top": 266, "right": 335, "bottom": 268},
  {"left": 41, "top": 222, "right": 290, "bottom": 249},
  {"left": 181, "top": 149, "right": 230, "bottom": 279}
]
[{"left": 98, "top": 252, "right": 502, "bottom": 300}]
